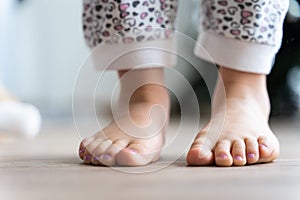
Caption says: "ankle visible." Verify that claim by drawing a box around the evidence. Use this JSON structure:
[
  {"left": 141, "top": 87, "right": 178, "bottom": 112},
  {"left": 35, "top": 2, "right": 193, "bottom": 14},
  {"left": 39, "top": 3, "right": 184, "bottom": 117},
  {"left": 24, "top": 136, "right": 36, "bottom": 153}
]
[
  {"left": 220, "top": 67, "right": 266, "bottom": 87},
  {"left": 217, "top": 67, "right": 270, "bottom": 116},
  {"left": 218, "top": 67, "right": 268, "bottom": 96},
  {"left": 118, "top": 68, "right": 169, "bottom": 105},
  {"left": 129, "top": 84, "right": 170, "bottom": 106}
]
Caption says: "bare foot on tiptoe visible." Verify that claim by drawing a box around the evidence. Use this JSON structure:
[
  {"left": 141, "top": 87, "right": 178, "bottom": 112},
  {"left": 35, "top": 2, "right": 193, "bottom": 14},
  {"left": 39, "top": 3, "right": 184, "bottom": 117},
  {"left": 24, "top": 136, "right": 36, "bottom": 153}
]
[
  {"left": 79, "top": 69, "right": 170, "bottom": 166},
  {"left": 187, "top": 67, "right": 279, "bottom": 167}
]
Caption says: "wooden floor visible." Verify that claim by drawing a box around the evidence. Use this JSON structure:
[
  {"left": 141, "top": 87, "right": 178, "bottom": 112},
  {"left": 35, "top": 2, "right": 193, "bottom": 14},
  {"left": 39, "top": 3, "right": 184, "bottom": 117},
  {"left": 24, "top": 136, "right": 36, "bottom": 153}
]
[{"left": 1, "top": 117, "right": 300, "bottom": 200}]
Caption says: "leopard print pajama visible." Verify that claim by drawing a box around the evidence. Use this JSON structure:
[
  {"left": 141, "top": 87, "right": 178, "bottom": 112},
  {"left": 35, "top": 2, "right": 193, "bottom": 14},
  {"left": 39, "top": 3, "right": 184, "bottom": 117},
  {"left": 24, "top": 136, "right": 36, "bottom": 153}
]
[{"left": 83, "top": 0, "right": 289, "bottom": 74}]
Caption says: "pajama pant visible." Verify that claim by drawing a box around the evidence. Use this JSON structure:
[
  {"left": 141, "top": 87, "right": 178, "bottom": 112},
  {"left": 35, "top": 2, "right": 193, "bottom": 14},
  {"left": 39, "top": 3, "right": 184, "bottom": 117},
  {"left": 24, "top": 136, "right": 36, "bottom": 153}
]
[{"left": 82, "top": 0, "right": 289, "bottom": 74}]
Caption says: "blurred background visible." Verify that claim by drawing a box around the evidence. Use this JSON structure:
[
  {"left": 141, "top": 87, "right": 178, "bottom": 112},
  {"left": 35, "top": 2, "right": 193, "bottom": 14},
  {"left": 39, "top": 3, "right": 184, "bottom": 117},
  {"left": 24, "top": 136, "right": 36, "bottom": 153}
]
[{"left": 0, "top": 0, "right": 299, "bottom": 122}]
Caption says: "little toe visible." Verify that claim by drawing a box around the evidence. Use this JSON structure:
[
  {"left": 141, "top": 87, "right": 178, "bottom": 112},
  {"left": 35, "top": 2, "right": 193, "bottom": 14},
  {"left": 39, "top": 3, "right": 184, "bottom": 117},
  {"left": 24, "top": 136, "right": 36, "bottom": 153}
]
[
  {"left": 214, "top": 140, "right": 233, "bottom": 166},
  {"left": 79, "top": 137, "right": 96, "bottom": 159},
  {"left": 83, "top": 150, "right": 93, "bottom": 164},
  {"left": 245, "top": 137, "right": 259, "bottom": 164},
  {"left": 82, "top": 137, "right": 99, "bottom": 164},
  {"left": 258, "top": 136, "right": 279, "bottom": 163},
  {"left": 97, "top": 139, "right": 128, "bottom": 166},
  {"left": 231, "top": 139, "right": 247, "bottom": 166},
  {"left": 79, "top": 142, "right": 86, "bottom": 159},
  {"left": 117, "top": 143, "right": 159, "bottom": 166}
]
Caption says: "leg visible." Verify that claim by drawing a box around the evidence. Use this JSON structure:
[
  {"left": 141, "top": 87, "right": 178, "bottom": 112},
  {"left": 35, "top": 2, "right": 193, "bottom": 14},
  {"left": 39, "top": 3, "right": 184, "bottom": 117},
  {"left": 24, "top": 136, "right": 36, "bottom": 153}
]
[
  {"left": 187, "top": 0, "right": 289, "bottom": 166},
  {"left": 79, "top": 0, "right": 178, "bottom": 166},
  {"left": 82, "top": 0, "right": 178, "bottom": 70}
]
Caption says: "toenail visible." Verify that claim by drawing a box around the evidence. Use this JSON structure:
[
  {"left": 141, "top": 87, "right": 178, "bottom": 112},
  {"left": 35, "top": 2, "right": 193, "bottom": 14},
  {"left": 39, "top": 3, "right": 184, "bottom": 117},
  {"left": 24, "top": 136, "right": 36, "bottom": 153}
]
[
  {"left": 218, "top": 153, "right": 228, "bottom": 159},
  {"left": 247, "top": 153, "right": 255, "bottom": 159},
  {"left": 101, "top": 154, "right": 111, "bottom": 160},
  {"left": 94, "top": 156, "right": 101, "bottom": 161},
  {"left": 126, "top": 148, "right": 137, "bottom": 154},
  {"left": 234, "top": 156, "right": 243, "bottom": 161},
  {"left": 259, "top": 144, "right": 268, "bottom": 151},
  {"left": 79, "top": 148, "right": 85, "bottom": 154},
  {"left": 84, "top": 155, "right": 91, "bottom": 161}
]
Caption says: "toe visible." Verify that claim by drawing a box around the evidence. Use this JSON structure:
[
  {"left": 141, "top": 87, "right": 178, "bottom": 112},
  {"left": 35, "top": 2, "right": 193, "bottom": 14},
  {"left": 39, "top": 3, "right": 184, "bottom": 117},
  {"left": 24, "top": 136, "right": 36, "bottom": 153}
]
[
  {"left": 257, "top": 136, "right": 272, "bottom": 159},
  {"left": 186, "top": 131, "right": 214, "bottom": 166},
  {"left": 245, "top": 137, "right": 259, "bottom": 164},
  {"left": 79, "top": 142, "right": 86, "bottom": 159},
  {"left": 91, "top": 155, "right": 101, "bottom": 165},
  {"left": 83, "top": 150, "right": 93, "bottom": 164},
  {"left": 85, "top": 137, "right": 106, "bottom": 154},
  {"left": 231, "top": 139, "right": 247, "bottom": 166},
  {"left": 97, "top": 139, "right": 128, "bottom": 166},
  {"left": 186, "top": 145, "right": 214, "bottom": 166},
  {"left": 80, "top": 137, "right": 95, "bottom": 158},
  {"left": 257, "top": 136, "right": 280, "bottom": 163},
  {"left": 214, "top": 140, "right": 233, "bottom": 167},
  {"left": 116, "top": 143, "right": 160, "bottom": 166},
  {"left": 81, "top": 137, "right": 94, "bottom": 147},
  {"left": 80, "top": 137, "right": 95, "bottom": 163},
  {"left": 90, "top": 139, "right": 113, "bottom": 165}
]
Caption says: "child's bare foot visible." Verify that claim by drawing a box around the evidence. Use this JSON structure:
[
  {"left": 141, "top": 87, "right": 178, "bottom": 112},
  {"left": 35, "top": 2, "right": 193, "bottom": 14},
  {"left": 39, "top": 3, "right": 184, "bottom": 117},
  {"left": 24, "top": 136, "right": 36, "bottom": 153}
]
[
  {"left": 187, "top": 67, "right": 279, "bottom": 167},
  {"left": 79, "top": 69, "right": 169, "bottom": 166}
]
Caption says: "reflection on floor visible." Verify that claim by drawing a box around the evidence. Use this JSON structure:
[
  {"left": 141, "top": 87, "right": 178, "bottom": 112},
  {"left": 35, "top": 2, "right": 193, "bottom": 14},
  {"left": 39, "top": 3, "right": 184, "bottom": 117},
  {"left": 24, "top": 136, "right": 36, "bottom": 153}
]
[{"left": 0, "top": 117, "right": 300, "bottom": 200}]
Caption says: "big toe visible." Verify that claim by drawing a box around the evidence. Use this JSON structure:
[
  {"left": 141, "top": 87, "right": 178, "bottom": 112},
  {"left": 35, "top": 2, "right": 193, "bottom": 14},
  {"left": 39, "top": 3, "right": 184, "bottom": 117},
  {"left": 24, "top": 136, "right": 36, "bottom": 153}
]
[
  {"left": 186, "top": 145, "right": 214, "bottom": 166},
  {"left": 116, "top": 143, "right": 160, "bottom": 166},
  {"left": 258, "top": 136, "right": 280, "bottom": 163}
]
